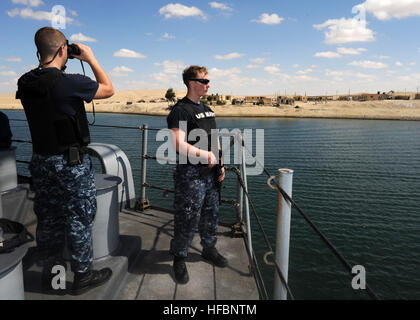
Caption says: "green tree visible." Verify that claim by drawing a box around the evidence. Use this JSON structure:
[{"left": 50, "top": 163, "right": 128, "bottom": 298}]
[{"left": 165, "top": 88, "right": 176, "bottom": 107}]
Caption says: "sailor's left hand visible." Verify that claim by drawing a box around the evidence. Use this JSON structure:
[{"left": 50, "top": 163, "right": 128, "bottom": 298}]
[{"left": 218, "top": 167, "right": 225, "bottom": 182}]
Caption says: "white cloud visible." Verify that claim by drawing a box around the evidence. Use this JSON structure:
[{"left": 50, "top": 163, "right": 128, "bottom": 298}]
[
  {"left": 253, "top": 13, "right": 284, "bottom": 25},
  {"left": 349, "top": 60, "right": 388, "bottom": 69},
  {"left": 159, "top": 33, "right": 176, "bottom": 41},
  {"left": 213, "top": 52, "right": 244, "bottom": 60},
  {"left": 151, "top": 60, "right": 186, "bottom": 85},
  {"left": 4, "top": 57, "right": 22, "bottom": 62},
  {"left": 314, "top": 51, "right": 342, "bottom": 59},
  {"left": 12, "top": 0, "right": 44, "bottom": 7},
  {"left": 70, "top": 10, "right": 78, "bottom": 17},
  {"left": 313, "top": 18, "right": 375, "bottom": 44},
  {"left": 264, "top": 65, "right": 281, "bottom": 75},
  {"left": 337, "top": 47, "right": 367, "bottom": 55},
  {"left": 209, "top": 2, "right": 232, "bottom": 11},
  {"left": 292, "top": 64, "right": 300, "bottom": 68},
  {"left": 7, "top": 7, "right": 74, "bottom": 24},
  {"left": 325, "top": 69, "right": 344, "bottom": 77},
  {"left": 377, "top": 55, "right": 390, "bottom": 59},
  {"left": 110, "top": 66, "right": 134, "bottom": 77},
  {"left": 395, "top": 61, "right": 403, "bottom": 67},
  {"left": 69, "top": 33, "right": 97, "bottom": 43},
  {"left": 159, "top": 3, "right": 206, "bottom": 19},
  {"left": 354, "top": 72, "right": 377, "bottom": 81},
  {"left": 114, "top": 49, "right": 146, "bottom": 59},
  {"left": 295, "top": 75, "right": 317, "bottom": 81},
  {"left": 155, "top": 60, "right": 185, "bottom": 75},
  {"left": 0, "top": 70, "right": 17, "bottom": 77},
  {"left": 209, "top": 67, "right": 242, "bottom": 79},
  {"left": 246, "top": 64, "right": 260, "bottom": 69},
  {"left": 250, "top": 57, "right": 265, "bottom": 64},
  {"left": 297, "top": 68, "right": 314, "bottom": 75},
  {"left": 361, "top": 0, "right": 420, "bottom": 20}
]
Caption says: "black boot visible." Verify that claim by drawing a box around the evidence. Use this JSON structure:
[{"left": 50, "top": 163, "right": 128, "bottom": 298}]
[
  {"left": 202, "top": 247, "right": 228, "bottom": 268},
  {"left": 173, "top": 256, "right": 189, "bottom": 284},
  {"left": 71, "top": 268, "right": 112, "bottom": 296},
  {"left": 41, "top": 259, "right": 68, "bottom": 295}
]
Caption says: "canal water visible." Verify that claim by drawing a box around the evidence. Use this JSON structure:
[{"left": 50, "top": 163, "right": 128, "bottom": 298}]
[{"left": 4, "top": 110, "right": 420, "bottom": 300}]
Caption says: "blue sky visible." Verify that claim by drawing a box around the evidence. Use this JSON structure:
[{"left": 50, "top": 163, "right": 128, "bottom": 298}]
[{"left": 0, "top": 0, "right": 420, "bottom": 95}]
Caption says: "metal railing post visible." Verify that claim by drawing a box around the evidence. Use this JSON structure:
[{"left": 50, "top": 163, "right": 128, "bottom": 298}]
[
  {"left": 273, "top": 169, "right": 294, "bottom": 300},
  {"left": 239, "top": 132, "right": 252, "bottom": 260},
  {"left": 236, "top": 170, "right": 244, "bottom": 224},
  {"left": 137, "top": 124, "right": 150, "bottom": 211}
]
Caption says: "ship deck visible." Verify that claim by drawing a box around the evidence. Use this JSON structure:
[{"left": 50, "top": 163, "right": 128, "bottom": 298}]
[{"left": 21, "top": 206, "right": 259, "bottom": 300}]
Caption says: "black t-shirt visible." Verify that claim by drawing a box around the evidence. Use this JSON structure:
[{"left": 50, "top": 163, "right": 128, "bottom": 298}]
[
  {"left": 0, "top": 111, "right": 12, "bottom": 149},
  {"left": 47, "top": 68, "right": 99, "bottom": 116},
  {"left": 167, "top": 97, "right": 207, "bottom": 131}
]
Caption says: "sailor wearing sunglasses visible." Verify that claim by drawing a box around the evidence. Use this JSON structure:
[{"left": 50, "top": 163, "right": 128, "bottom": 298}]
[{"left": 167, "top": 66, "right": 227, "bottom": 284}]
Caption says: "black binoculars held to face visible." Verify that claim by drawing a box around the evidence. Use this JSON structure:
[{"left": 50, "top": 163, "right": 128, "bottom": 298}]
[{"left": 67, "top": 42, "right": 81, "bottom": 59}]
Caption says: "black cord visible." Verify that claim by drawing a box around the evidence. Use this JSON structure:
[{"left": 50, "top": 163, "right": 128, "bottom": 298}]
[{"left": 80, "top": 60, "right": 96, "bottom": 125}]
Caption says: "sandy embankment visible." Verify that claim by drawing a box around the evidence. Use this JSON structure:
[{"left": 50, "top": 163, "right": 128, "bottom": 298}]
[{"left": 1, "top": 89, "right": 420, "bottom": 120}]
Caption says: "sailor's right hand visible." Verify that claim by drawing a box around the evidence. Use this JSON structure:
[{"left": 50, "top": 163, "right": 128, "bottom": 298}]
[
  {"left": 71, "top": 43, "right": 96, "bottom": 64},
  {"left": 207, "top": 151, "right": 217, "bottom": 168}
]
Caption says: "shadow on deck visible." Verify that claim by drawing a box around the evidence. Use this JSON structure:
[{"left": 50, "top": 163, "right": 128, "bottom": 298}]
[{"left": 22, "top": 208, "right": 259, "bottom": 300}]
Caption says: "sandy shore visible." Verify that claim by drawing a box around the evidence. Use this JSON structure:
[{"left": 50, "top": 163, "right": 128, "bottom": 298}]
[{"left": 1, "top": 89, "right": 420, "bottom": 121}]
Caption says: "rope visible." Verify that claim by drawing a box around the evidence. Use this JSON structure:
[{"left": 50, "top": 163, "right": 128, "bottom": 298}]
[{"left": 241, "top": 141, "right": 380, "bottom": 300}]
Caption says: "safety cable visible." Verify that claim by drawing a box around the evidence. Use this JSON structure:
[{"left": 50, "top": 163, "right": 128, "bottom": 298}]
[
  {"left": 240, "top": 140, "right": 380, "bottom": 300},
  {"left": 234, "top": 170, "right": 295, "bottom": 300},
  {"left": 7, "top": 122, "right": 380, "bottom": 299}
]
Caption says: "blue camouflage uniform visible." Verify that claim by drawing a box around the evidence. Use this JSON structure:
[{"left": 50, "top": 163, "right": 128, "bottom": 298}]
[
  {"left": 17, "top": 67, "right": 99, "bottom": 273},
  {"left": 30, "top": 153, "right": 96, "bottom": 273},
  {"left": 171, "top": 165, "right": 219, "bottom": 257},
  {"left": 167, "top": 97, "right": 220, "bottom": 258}
]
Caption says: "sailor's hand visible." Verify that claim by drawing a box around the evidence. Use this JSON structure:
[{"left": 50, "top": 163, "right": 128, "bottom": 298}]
[
  {"left": 71, "top": 43, "right": 96, "bottom": 64},
  {"left": 207, "top": 151, "right": 217, "bottom": 168},
  {"left": 218, "top": 167, "right": 225, "bottom": 182}
]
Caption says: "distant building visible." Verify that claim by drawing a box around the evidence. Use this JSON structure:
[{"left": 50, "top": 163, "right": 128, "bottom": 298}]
[
  {"left": 276, "top": 96, "right": 295, "bottom": 105},
  {"left": 394, "top": 95, "right": 410, "bottom": 100}
]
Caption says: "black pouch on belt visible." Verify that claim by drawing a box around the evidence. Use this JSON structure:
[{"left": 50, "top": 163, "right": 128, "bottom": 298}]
[{"left": 68, "top": 146, "right": 81, "bottom": 166}]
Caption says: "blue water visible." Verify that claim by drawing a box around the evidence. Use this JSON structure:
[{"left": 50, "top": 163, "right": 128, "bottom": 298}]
[{"left": 4, "top": 110, "right": 420, "bottom": 300}]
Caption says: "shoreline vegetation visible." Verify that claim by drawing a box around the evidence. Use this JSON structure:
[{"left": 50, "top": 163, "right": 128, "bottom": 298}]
[{"left": 1, "top": 89, "right": 420, "bottom": 121}]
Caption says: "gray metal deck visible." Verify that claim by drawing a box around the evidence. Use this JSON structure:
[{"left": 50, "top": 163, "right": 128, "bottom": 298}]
[{"left": 21, "top": 207, "right": 259, "bottom": 300}]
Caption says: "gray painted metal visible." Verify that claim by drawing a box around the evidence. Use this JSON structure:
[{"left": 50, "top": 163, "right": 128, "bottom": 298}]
[
  {"left": 0, "top": 262, "right": 25, "bottom": 300},
  {"left": 0, "top": 147, "right": 17, "bottom": 193},
  {"left": 267, "top": 169, "right": 293, "bottom": 300},
  {"left": 239, "top": 134, "right": 253, "bottom": 260},
  {"left": 88, "top": 143, "right": 136, "bottom": 209},
  {"left": 139, "top": 124, "right": 148, "bottom": 209},
  {"left": 93, "top": 174, "right": 122, "bottom": 259}
]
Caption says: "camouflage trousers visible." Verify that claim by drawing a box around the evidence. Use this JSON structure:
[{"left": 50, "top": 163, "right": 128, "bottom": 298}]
[
  {"left": 170, "top": 164, "right": 219, "bottom": 258},
  {"left": 29, "top": 153, "right": 96, "bottom": 273}
]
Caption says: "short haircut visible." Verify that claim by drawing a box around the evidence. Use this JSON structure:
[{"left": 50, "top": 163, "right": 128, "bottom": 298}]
[
  {"left": 182, "top": 66, "right": 208, "bottom": 87},
  {"left": 34, "top": 27, "right": 66, "bottom": 60}
]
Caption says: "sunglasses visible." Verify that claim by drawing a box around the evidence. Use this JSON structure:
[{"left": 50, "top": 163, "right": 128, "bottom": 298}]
[{"left": 190, "top": 78, "right": 210, "bottom": 85}]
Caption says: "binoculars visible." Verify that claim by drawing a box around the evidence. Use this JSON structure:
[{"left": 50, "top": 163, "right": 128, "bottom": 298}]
[{"left": 67, "top": 43, "right": 81, "bottom": 59}]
